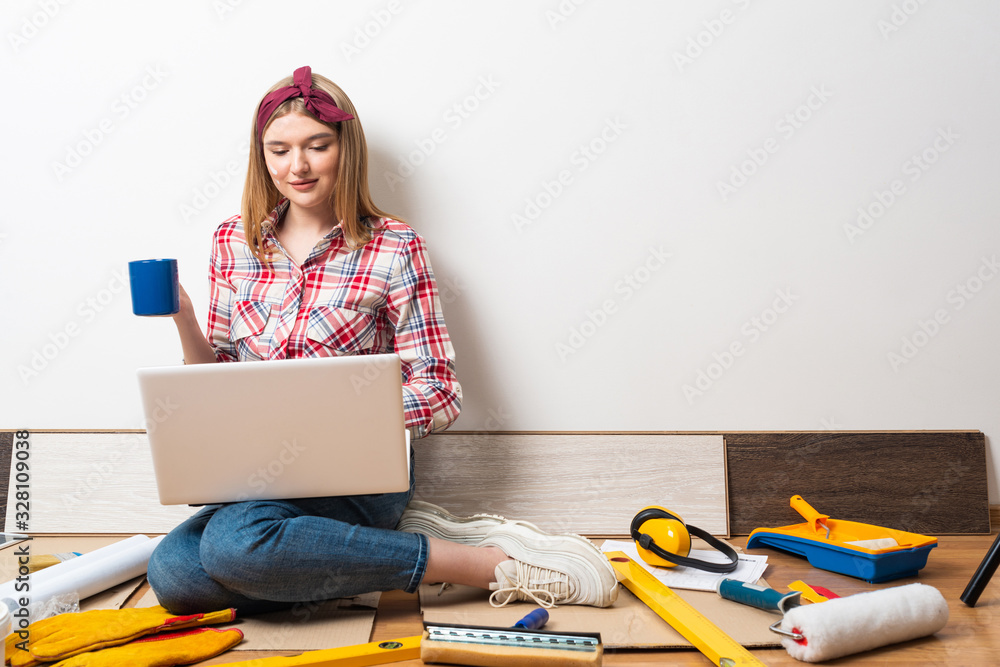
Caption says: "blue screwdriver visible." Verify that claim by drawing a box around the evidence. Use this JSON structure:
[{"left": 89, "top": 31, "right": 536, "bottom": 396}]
[{"left": 512, "top": 607, "right": 550, "bottom": 630}]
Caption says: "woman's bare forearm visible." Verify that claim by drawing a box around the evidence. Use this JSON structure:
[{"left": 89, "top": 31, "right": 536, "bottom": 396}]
[
  {"left": 172, "top": 284, "right": 218, "bottom": 364},
  {"left": 173, "top": 312, "right": 217, "bottom": 364}
]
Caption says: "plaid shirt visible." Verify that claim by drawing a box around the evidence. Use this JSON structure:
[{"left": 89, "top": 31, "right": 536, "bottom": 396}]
[{"left": 205, "top": 199, "right": 462, "bottom": 439}]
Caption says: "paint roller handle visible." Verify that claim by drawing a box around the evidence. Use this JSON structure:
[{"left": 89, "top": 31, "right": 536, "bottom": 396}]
[
  {"left": 717, "top": 579, "right": 801, "bottom": 613},
  {"left": 790, "top": 495, "right": 830, "bottom": 535},
  {"left": 961, "top": 531, "right": 1000, "bottom": 607}
]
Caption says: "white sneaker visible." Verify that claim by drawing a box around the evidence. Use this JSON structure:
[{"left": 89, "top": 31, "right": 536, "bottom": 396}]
[
  {"left": 480, "top": 522, "right": 618, "bottom": 608},
  {"left": 396, "top": 500, "right": 512, "bottom": 545}
]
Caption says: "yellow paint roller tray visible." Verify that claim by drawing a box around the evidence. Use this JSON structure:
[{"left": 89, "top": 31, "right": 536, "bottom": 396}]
[{"left": 747, "top": 495, "right": 938, "bottom": 583}]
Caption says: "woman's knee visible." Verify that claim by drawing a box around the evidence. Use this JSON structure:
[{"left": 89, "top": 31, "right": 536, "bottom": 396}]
[
  {"left": 147, "top": 508, "right": 226, "bottom": 613},
  {"left": 199, "top": 502, "right": 291, "bottom": 593},
  {"left": 146, "top": 544, "right": 173, "bottom": 603},
  {"left": 147, "top": 537, "right": 209, "bottom": 614}
]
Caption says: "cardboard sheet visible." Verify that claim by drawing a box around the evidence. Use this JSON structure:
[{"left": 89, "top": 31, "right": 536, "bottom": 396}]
[
  {"left": 419, "top": 582, "right": 780, "bottom": 649},
  {"left": 136, "top": 587, "right": 379, "bottom": 652},
  {"left": 0, "top": 536, "right": 146, "bottom": 612},
  {"left": 419, "top": 538, "right": 780, "bottom": 650}
]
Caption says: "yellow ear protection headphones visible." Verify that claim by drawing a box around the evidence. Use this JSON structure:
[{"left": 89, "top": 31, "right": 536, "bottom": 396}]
[{"left": 630, "top": 506, "right": 739, "bottom": 574}]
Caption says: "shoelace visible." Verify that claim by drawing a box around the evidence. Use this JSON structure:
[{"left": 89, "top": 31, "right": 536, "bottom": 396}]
[{"left": 488, "top": 560, "right": 570, "bottom": 608}]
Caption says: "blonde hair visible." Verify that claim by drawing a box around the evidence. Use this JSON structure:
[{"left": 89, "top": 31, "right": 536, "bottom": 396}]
[{"left": 242, "top": 71, "right": 396, "bottom": 263}]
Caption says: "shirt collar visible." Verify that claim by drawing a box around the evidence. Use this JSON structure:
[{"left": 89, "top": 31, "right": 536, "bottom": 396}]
[
  {"left": 260, "top": 198, "right": 382, "bottom": 239},
  {"left": 261, "top": 198, "right": 290, "bottom": 235}
]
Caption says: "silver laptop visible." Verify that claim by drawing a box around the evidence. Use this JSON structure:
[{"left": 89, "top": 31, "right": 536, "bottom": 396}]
[{"left": 137, "top": 354, "right": 410, "bottom": 505}]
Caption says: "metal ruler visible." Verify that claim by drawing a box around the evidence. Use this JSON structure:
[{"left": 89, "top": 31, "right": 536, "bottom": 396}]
[
  {"left": 215, "top": 624, "right": 601, "bottom": 666},
  {"left": 423, "top": 622, "right": 601, "bottom": 652},
  {"left": 606, "top": 551, "right": 767, "bottom": 666}
]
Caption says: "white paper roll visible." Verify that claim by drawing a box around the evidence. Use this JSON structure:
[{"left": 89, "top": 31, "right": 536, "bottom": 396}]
[
  {"left": 0, "top": 535, "right": 151, "bottom": 602},
  {"left": 32, "top": 536, "right": 162, "bottom": 603},
  {"left": 780, "top": 583, "right": 949, "bottom": 662},
  {"left": 5, "top": 536, "right": 163, "bottom": 615}
]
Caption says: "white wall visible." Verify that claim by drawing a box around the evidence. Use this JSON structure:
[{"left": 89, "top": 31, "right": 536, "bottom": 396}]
[{"left": 5, "top": 1, "right": 999, "bottom": 499}]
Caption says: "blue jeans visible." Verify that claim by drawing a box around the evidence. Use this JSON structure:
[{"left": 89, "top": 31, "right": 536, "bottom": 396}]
[{"left": 147, "top": 478, "right": 427, "bottom": 615}]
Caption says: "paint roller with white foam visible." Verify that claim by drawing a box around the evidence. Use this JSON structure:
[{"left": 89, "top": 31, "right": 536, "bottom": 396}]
[
  {"left": 720, "top": 579, "right": 949, "bottom": 662},
  {"left": 778, "top": 583, "right": 948, "bottom": 662}
]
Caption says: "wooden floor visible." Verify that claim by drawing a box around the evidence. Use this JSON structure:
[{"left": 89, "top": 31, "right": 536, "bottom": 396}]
[{"left": 180, "top": 532, "right": 1000, "bottom": 666}]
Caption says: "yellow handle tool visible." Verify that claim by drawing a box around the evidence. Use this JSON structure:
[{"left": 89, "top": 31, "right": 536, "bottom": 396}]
[
  {"left": 606, "top": 552, "right": 767, "bottom": 666},
  {"left": 788, "top": 580, "right": 831, "bottom": 604},
  {"left": 217, "top": 635, "right": 421, "bottom": 667},
  {"left": 790, "top": 495, "right": 831, "bottom": 538}
]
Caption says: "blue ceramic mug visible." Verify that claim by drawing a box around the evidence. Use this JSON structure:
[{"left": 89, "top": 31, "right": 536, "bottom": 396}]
[{"left": 128, "top": 259, "right": 179, "bottom": 316}]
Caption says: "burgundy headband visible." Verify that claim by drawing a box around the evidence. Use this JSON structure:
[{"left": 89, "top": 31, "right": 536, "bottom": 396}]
[{"left": 256, "top": 66, "right": 354, "bottom": 142}]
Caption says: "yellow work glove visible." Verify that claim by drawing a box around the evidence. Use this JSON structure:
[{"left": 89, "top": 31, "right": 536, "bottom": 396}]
[
  {"left": 5, "top": 605, "right": 236, "bottom": 667},
  {"left": 48, "top": 627, "right": 244, "bottom": 667}
]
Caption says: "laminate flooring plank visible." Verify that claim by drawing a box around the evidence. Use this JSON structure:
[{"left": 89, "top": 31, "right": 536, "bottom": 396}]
[
  {"left": 4, "top": 432, "right": 196, "bottom": 533},
  {"left": 0, "top": 432, "right": 11, "bottom": 530},
  {"left": 726, "top": 431, "right": 989, "bottom": 534},
  {"left": 415, "top": 433, "right": 728, "bottom": 536}
]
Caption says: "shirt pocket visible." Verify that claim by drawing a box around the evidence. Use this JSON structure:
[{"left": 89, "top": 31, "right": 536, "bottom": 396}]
[
  {"left": 306, "top": 305, "right": 377, "bottom": 354},
  {"left": 229, "top": 300, "right": 273, "bottom": 361}
]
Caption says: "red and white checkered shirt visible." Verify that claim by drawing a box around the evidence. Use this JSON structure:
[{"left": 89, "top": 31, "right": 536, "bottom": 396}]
[{"left": 205, "top": 199, "right": 462, "bottom": 439}]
